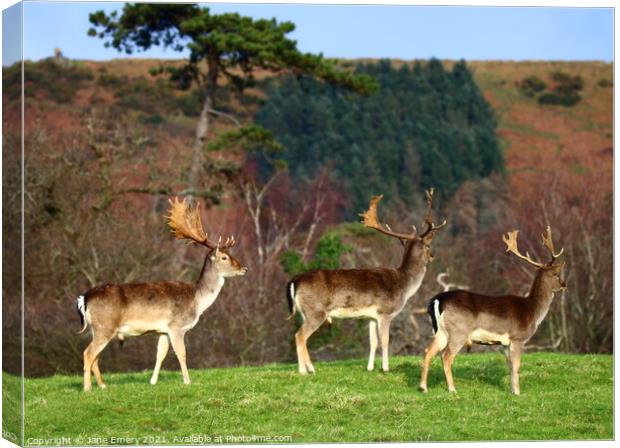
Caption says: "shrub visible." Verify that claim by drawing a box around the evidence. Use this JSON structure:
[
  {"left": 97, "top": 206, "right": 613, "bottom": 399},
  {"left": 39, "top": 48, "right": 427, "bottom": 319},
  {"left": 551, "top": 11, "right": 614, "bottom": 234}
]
[
  {"left": 139, "top": 113, "right": 166, "bottom": 126},
  {"left": 176, "top": 93, "right": 202, "bottom": 116},
  {"left": 552, "top": 71, "right": 583, "bottom": 91},
  {"left": 115, "top": 76, "right": 177, "bottom": 113},
  {"left": 2, "top": 63, "right": 22, "bottom": 100},
  {"left": 598, "top": 78, "right": 613, "bottom": 88},
  {"left": 279, "top": 251, "right": 306, "bottom": 277},
  {"left": 538, "top": 92, "right": 581, "bottom": 107},
  {"left": 280, "top": 232, "right": 352, "bottom": 276},
  {"left": 535, "top": 71, "right": 584, "bottom": 107},
  {"left": 519, "top": 75, "right": 547, "bottom": 97},
  {"left": 20, "top": 59, "right": 94, "bottom": 103},
  {"left": 97, "top": 72, "right": 127, "bottom": 88}
]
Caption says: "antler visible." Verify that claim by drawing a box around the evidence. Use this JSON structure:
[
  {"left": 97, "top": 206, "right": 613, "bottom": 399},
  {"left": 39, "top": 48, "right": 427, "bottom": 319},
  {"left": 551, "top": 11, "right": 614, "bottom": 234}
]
[
  {"left": 502, "top": 230, "right": 545, "bottom": 269},
  {"left": 419, "top": 188, "right": 447, "bottom": 237},
  {"left": 167, "top": 197, "right": 210, "bottom": 246},
  {"left": 221, "top": 235, "right": 237, "bottom": 249},
  {"left": 359, "top": 195, "right": 417, "bottom": 240},
  {"left": 167, "top": 197, "right": 237, "bottom": 250},
  {"left": 541, "top": 226, "right": 564, "bottom": 261}
]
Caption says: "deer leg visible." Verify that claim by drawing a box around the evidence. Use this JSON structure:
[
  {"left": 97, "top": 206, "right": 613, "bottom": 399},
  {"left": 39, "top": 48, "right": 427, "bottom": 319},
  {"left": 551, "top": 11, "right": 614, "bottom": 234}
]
[
  {"left": 150, "top": 334, "right": 170, "bottom": 385},
  {"left": 442, "top": 337, "right": 466, "bottom": 393},
  {"left": 294, "top": 315, "right": 325, "bottom": 375},
  {"left": 168, "top": 330, "right": 190, "bottom": 385},
  {"left": 91, "top": 358, "right": 106, "bottom": 389},
  {"left": 441, "top": 346, "right": 457, "bottom": 393},
  {"left": 508, "top": 341, "right": 524, "bottom": 395},
  {"left": 503, "top": 344, "right": 512, "bottom": 371},
  {"left": 367, "top": 320, "right": 379, "bottom": 371},
  {"left": 83, "top": 332, "right": 113, "bottom": 392},
  {"left": 419, "top": 337, "right": 442, "bottom": 392},
  {"left": 409, "top": 307, "right": 426, "bottom": 341},
  {"left": 378, "top": 316, "right": 393, "bottom": 372}
]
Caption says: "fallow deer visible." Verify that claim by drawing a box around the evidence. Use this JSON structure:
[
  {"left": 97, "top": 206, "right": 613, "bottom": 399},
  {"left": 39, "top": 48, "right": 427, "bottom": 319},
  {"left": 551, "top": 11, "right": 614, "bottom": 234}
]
[
  {"left": 287, "top": 189, "right": 446, "bottom": 374},
  {"left": 419, "top": 226, "right": 566, "bottom": 395},
  {"left": 76, "top": 198, "right": 247, "bottom": 391}
]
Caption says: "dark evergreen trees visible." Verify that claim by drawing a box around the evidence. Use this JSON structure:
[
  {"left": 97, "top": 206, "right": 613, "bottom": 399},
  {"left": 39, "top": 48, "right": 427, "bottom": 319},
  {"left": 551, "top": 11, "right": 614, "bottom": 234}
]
[{"left": 255, "top": 58, "right": 503, "bottom": 215}]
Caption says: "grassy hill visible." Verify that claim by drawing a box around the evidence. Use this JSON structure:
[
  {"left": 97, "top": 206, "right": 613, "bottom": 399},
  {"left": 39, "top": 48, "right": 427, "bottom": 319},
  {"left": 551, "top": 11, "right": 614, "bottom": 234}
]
[
  {"left": 5, "top": 353, "right": 613, "bottom": 444},
  {"left": 469, "top": 60, "right": 612, "bottom": 207}
]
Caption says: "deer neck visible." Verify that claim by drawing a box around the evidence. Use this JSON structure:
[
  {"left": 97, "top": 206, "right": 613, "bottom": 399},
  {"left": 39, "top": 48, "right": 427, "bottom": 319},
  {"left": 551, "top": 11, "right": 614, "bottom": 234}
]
[
  {"left": 398, "top": 240, "right": 427, "bottom": 300},
  {"left": 194, "top": 255, "right": 225, "bottom": 316},
  {"left": 527, "top": 269, "right": 556, "bottom": 327}
]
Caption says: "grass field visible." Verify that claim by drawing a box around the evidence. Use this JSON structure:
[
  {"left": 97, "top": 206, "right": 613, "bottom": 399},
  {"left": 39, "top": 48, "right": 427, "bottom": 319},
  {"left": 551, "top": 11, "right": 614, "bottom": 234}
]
[{"left": 7, "top": 353, "right": 614, "bottom": 445}]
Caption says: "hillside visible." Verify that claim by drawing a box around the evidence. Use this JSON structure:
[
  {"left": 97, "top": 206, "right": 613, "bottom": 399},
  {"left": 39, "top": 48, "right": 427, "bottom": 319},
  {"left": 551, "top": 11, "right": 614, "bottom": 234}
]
[
  {"left": 6, "top": 57, "right": 612, "bottom": 202},
  {"left": 5, "top": 354, "right": 613, "bottom": 443},
  {"left": 469, "top": 60, "right": 612, "bottom": 208}
]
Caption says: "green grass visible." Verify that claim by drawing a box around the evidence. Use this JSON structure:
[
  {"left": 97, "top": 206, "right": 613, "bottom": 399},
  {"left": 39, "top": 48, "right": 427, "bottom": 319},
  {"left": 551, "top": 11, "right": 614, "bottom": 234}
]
[
  {"left": 2, "top": 372, "right": 22, "bottom": 445},
  {"left": 12, "top": 353, "right": 614, "bottom": 444}
]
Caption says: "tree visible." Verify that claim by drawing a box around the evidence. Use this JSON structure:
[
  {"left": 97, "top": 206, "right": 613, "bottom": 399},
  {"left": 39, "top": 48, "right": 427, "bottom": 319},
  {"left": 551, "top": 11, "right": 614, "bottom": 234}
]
[
  {"left": 88, "top": 4, "right": 377, "bottom": 202},
  {"left": 255, "top": 58, "right": 503, "bottom": 215}
]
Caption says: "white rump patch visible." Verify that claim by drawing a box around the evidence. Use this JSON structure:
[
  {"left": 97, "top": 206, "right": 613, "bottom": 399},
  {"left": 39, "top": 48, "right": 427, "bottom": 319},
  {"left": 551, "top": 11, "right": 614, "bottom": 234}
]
[
  {"left": 291, "top": 284, "right": 306, "bottom": 322},
  {"left": 77, "top": 295, "right": 86, "bottom": 315},
  {"left": 433, "top": 299, "right": 440, "bottom": 331},
  {"left": 433, "top": 299, "right": 449, "bottom": 351}
]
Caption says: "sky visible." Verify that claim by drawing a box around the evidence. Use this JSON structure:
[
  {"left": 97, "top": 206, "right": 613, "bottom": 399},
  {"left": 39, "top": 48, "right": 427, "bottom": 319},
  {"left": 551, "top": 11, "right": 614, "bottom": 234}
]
[{"left": 1, "top": 1, "right": 615, "bottom": 66}]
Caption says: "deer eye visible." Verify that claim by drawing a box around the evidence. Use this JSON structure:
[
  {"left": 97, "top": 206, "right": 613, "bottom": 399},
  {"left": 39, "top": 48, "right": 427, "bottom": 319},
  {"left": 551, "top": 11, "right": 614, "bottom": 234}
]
[{"left": 222, "top": 256, "right": 228, "bottom": 261}]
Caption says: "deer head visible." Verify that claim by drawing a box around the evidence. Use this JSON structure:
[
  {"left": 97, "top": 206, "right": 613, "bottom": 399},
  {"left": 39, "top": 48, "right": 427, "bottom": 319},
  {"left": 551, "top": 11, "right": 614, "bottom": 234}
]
[
  {"left": 167, "top": 197, "right": 247, "bottom": 277},
  {"left": 359, "top": 188, "right": 446, "bottom": 264},
  {"left": 502, "top": 226, "right": 566, "bottom": 290}
]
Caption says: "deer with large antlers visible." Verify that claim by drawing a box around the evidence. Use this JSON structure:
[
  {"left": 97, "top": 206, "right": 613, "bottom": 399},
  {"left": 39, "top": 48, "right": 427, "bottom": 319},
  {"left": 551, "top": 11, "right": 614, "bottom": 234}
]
[
  {"left": 419, "top": 226, "right": 566, "bottom": 395},
  {"left": 287, "top": 189, "right": 446, "bottom": 374},
  {"left": 76, "top": 198, "right": 247, "bottom": 391}
]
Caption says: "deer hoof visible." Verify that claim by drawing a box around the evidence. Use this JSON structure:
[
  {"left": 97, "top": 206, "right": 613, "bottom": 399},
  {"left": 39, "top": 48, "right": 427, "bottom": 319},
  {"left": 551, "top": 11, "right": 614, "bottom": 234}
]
[
  {"left": 418, "top": 385, "right": 427, "bottom": 393},
  {"left": 98, "top": 383, "right": 107, "bottom": 389},
  {"left": 149, "top": 378, "right": 158, "bottom": 385},
  {"left": 367, "top": 365, "right": 374, "bottom": 372}
]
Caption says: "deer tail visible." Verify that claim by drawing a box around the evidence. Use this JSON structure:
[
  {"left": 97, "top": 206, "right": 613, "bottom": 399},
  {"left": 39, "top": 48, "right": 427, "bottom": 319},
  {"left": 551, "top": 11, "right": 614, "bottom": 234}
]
[
  {"left": 76, "top": 295, "right": 88, "bottom": 334},
  {"left": 286, "top": 280, "right": 297, "bottom": 321}
]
